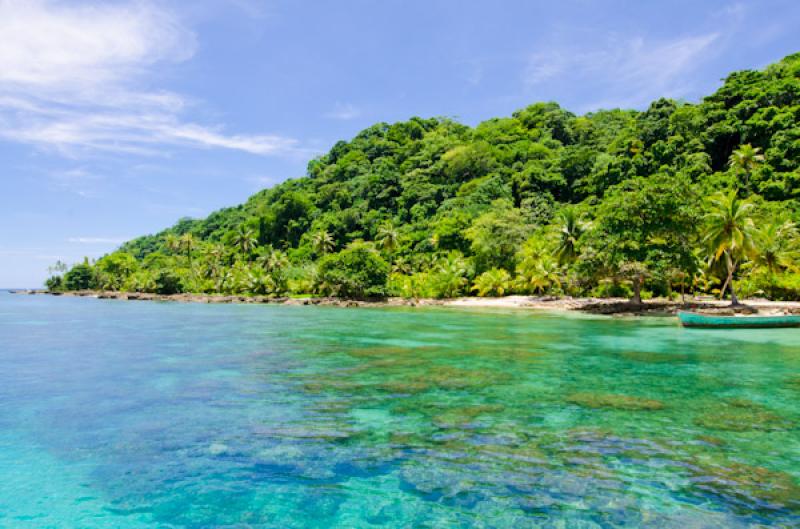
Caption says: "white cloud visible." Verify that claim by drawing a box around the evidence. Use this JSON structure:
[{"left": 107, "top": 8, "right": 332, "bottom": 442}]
[
  {"left": 0, "top": 0, "right": 193, "bottom": 90},
  {"left": 524, "top": 32, "right": 720, "bottom": 111},
  {"left": 46, "top": 167, "right": 103, "bottom": 197},
  {"left": 524, "top": 51, "right": 568, "bottom": 86},
  {"left": 0, "top": 0, "right": 296, "bottom": 156},
  {"left": 165, "top": 124, "right": 297, "bottom": 155},
  {"left": 720, "top": 3, "right": 746, "bottom": 22},
  {"left": 324, "top": 102, "right": 361, "bottom": 120},
  {"left": 225, "top": 0, "right": 270, "bottom": 19},
  {"left": 246, "top": 174, "right": 281, "bottom": 185},
  {"left": 67, "top": 237, "right": 129, "bottom": 244}
]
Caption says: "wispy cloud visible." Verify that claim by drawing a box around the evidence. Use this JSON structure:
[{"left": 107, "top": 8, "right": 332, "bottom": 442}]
[
  {"left": 67, "top": 237, "right": 129, "bottom": 244},
  {"left": 0, "top": 0, "right": 296, "bottom": 157},
  {"left": 41, "top": 167, "right": 104, "bottom": 197},
  {"left": 245, "top": 174, "right": 283, "bottom": 188},
  {"left": 524, "top": 32, "right": 720, "bottom": 111},
  {"left": 324, "top": 102, "right": 361, "bottom": 120},
  {"left": 225, "top": 0, "right": 270, "bottom": 19}
]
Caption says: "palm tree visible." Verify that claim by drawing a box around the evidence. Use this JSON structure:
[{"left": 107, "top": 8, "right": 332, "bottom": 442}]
[
  {"left": 254, "top": 248, "right": 289, "bottom": 294},
  {"left": 201, "top": 243, "right": 227, "bottom": 279},
  {"left": 376, "top": 223, "right": 399, "bottom": 253},
  {"left": 260, "top": 249, "right": 288, "bottom": 272},
  {"left": 703, "top": 190, "right": 757, "bottom": 305},
  {"left": 213, "top": 269, "right": 231, "bottom": 294},
  {"left": 233, "top": 225, "right": 257, "bottom": 258},
  {"left": 179, "top": 233, "right": 196, "bottom": 271},
  {"left": 391, "top": 256, "right": 412, "bottom": 275},
  {"left": 753, "top": 219, "right": 799, "bottom": 275},
  {"left": 517, "top": 254, "right": 562, "bottom": 295},
  {"left": 472, "top": 268, "right": 511, "bottom": 297},
  {"left": 311, "top": 230, "right": 335, "bottom": 255},
  {"left": 667, "top": 268, "right": 690, "bottom": 303},
  {"left": 728, "top": 144, "right": 764, "bottom": 193},
  {"left": 269, "top": 250, "right": 290, "bottom": 294},
  {"left": 247, "top": 267, "right": 274, "bottom": 295},
  {"left": 433, "top": 253, "right": 470, "bottom": 298},
  {"left": 47, "top": 260, "right": 68, "bottom": 276},
  {"left": 165, "top": 233, "right": 181, "bottom": 255},
  {"left": 553, "top": 208, "right": 587, "bottom": 266}
]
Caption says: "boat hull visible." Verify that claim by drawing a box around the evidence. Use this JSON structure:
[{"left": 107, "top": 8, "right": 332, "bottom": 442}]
[{"left": 678, "top": 311, "right": 800, "bottom": 328}]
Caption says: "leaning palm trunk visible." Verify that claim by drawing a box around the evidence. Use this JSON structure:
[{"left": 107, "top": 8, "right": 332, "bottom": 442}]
[
  {"left": 721, "top": 252, "right": 740, "bottom": 306},
  {"left": 729, "top": 280, "right": 739, "bottom": 306},
  {"left": 719, "top": 273, "right": 730, "bottom": 300}
]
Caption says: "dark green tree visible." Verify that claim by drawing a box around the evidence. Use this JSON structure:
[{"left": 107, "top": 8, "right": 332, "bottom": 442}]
[
  {"left": 314, "top": 243, "right": 389, "bottom": 299},
  {"left": 63, "top": 261, "right": 96, "bottom": 291},
  {"left": 588, "top": 174, "right": 699, "bottom": 304}
]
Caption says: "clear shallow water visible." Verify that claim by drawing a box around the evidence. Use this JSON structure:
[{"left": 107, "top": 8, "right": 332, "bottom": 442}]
[{"left": 1, "top": 292, "right": 799, "bottom": 528}]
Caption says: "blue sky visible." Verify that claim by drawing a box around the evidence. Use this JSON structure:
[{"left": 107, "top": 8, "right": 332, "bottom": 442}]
[{"left": 1, "top": 0, "right": 799, "bottom": 287}]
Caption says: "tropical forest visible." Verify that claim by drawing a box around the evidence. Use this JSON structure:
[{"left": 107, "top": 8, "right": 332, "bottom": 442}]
[{"left": 48, "top": 53, "right": 800, "bottom": 303}]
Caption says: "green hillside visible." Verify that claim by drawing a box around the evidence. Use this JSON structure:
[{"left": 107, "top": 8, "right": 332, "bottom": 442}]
[{"left": 52, "top": 53, "right": 800, "bottom": 301}]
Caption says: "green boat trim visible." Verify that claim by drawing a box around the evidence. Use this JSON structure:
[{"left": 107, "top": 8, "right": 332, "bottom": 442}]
[{"left": 678, "top": 310, "right": 800, "bottom": 328}]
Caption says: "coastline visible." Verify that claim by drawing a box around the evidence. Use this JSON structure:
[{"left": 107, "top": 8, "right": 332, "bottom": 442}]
[{"left": 11, "top": 289, "right": 800, "bottom": 315}]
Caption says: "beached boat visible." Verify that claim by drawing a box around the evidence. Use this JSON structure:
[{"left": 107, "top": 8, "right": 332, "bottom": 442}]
[{"left": 678, "top": 310, "right": 800, "bottom": 328}]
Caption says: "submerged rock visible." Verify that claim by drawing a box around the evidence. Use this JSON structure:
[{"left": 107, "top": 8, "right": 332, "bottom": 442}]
[
  {"left": 353, "top": 356, "right": 429, "bottom": 372},
  {"left": 347, "top": 345, "right": 436, "bottom": 359},
  {"left": 565, "top": 393, "right": 665, "bottom": 411},
  {"left": 302, "top": 379, "right": 371, "bottom": 394},
  {"left": 377, "top": 380, "right": 432, "bottom": 394},
  {"left": 694, "top": 435, "right": 726, "bottom": 447},
  {"left": 432, "top": 404, "right": 505, "bottom": 428},
  {"left": 688, "top": 459, "right": 800, "bottom": 513},
  {"left": 693, "top": 399, "right": 793, "bottom": 432},
  {"left": 415, "top": 366, "right": 512, "bottom": 391}
]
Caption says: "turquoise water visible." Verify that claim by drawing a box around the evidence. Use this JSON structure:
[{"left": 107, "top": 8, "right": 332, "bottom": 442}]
[{"left": 1, "top": 292, "right": 799, "bottom": 528}]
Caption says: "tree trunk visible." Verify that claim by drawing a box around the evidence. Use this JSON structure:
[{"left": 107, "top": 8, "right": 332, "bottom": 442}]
[
  {"left": 730, "top": 279, "right": 740, "bottom": 306},
  {"left": 631, "top": 276, "right": 642, "bottom": 305},
  {"left": 725, "top": 253, "right": 740, "bottom": 306}
]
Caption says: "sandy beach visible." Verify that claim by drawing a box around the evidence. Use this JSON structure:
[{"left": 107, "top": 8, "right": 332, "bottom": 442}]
[{"left": 12, "top": 290, "right": 800, "bottom": 315}]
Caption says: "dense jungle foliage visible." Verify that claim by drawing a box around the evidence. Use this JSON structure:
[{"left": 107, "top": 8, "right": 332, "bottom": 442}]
[{"left": 48, "top": 53, "right": 800, "bottom": 302}]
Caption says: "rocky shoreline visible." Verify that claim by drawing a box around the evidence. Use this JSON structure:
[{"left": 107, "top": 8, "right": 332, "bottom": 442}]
[{"left": 10, "top": 289, "right": 800, "bottom": 315}]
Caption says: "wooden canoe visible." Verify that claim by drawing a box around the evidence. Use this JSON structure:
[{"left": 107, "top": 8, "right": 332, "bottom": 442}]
[{"left": 678, "top": 310, "right": 800, "bottom": 328}]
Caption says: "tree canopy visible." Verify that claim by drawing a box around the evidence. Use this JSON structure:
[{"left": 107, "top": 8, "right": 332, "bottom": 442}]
[{"left": 49, "top": 53, "right": 800, "bottom": 302}]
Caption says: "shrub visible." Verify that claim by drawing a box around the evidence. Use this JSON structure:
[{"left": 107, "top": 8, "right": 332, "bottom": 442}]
[
  {"left": 750, "top": 271, "right": 800, "bottom": 300},
  {"left": 472, "top": 268, "right": 511, "bottom": 297},
  {"left": 516, "top": 255, "right": 561, "bottom": 295},
  {"left": 590, "top": 279, "right": 632, "bottom": 299},
  {"left": 315, "top": 242, "right": 389, "bottom": 298},
  {"left": 466, "top": 201, "right": 530, "bottom": 272},
  {"left": 94, "top": 253, "right": 138, "bottom": 291},
  {"left": 427, "top": 252, "right": 471, "bottom": 298},
  {"left": 389, "top": 272, "right": 431, "bottom": 299},
  {"left": 63, "top": 263, "right": 96, "bottom": 290},
  {"left": 127, "top": 270, "right": 156, "bottom": 293},
  {"left": 45, "top": 275, "right": 64, "bottom": 292},
  {"left": 154, "top": 270, "right": 183, "bottom": 295},
  {"left": 288, "top": 264, "right": 315, "bottom": 295}
]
